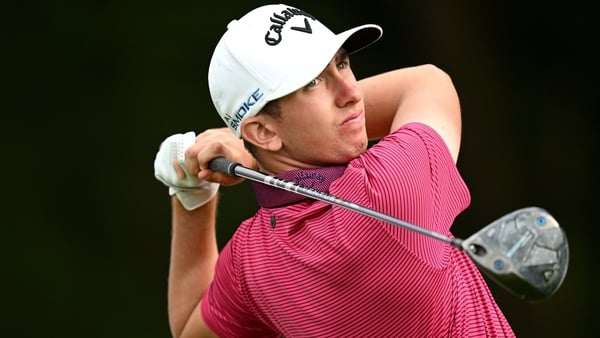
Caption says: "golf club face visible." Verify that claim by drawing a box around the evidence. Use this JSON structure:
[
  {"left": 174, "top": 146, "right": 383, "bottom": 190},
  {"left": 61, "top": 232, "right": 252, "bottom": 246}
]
[{"left": 462, "top": 207, "right": 569, "bottom": 302}]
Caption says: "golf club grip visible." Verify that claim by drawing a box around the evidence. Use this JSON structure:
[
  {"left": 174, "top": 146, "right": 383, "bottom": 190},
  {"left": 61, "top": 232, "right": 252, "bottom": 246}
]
[{"left": 209, "top": 157, "right": 240, "bottom": 176}]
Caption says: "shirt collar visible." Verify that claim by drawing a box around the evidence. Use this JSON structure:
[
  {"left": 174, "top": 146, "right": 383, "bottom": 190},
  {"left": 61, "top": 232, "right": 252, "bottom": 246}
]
[{"left": 251, "top": 165, "right": 347, "bottom": 208}]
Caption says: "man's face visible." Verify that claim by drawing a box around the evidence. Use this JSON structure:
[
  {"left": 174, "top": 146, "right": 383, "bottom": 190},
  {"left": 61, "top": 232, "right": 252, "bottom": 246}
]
[{"left": 271, "top": 49, "right": 368, "bottom": 166}]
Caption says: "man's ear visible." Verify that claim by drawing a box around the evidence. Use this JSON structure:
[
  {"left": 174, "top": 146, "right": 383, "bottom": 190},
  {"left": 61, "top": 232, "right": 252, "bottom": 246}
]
[{"left": 240, "top": 116, "right": 283, "bottom": 152}]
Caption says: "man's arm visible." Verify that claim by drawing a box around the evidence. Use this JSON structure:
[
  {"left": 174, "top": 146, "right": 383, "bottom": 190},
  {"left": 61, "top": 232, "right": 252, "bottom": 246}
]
[
  {"left": 164, "top": 127, "right": 254, "bottom": 337},
  {"left": 360, "top": 64, "right": 462, "bottom": 163},
  {"left": 168, "top": 195, "right": 218, "bottom": 338}
]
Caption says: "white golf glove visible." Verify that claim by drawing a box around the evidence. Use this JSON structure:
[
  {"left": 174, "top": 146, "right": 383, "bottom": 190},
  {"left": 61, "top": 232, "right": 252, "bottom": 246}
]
[{"left": 154, "top": 131, "right": 219, "bottom": 210}]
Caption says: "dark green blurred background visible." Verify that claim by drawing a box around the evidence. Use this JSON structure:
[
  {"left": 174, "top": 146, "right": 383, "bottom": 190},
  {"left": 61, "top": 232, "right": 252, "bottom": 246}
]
[{"left": 5, "top": 1, "right": 597, "bottom": 337}]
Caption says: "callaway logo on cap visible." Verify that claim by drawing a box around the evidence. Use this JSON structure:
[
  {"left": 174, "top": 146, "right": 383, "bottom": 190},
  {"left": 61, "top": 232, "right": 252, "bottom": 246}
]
[
  {"left": 208, "top": 4, "right": 382, "bottom": 138},
  {"left": 264, "top": 7, "right": 317, "bottom": 46}
]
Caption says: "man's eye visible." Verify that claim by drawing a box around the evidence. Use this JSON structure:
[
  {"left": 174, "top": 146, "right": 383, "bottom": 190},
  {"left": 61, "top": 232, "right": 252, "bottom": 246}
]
[
  {"left": 306, "top": 78, "right": 320, "bottom": 88},
  {"left": 337, "top": 60, "right": 349, "bottom": 70}
]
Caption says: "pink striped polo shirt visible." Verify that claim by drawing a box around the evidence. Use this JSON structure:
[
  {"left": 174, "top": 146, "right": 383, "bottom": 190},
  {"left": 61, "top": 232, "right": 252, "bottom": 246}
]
[{"left": 202, "top": 122, "right": 515, "bottom": 337}]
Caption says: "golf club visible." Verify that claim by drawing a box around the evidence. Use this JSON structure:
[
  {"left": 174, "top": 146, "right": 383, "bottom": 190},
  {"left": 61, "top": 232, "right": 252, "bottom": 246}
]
[{"left": 206, "top": 157, "right": 569, "bottom": 302}]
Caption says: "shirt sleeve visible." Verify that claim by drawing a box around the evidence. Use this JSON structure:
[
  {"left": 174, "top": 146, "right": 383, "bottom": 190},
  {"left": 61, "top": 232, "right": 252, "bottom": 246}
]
[
  {"left": 343, "top": 122, "right": 471, "bottom": 266},
  {"left": 201, "top": 238, "right": 275, "bottom": 337}
]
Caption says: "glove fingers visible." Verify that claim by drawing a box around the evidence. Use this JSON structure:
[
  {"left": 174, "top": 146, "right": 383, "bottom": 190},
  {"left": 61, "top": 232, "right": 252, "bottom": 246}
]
[
  {"left": 154, "top": 132, "right": 201, "bottom": 188},
  {"left": 176, "top": 131, "right": 198, "bottom": 181}
]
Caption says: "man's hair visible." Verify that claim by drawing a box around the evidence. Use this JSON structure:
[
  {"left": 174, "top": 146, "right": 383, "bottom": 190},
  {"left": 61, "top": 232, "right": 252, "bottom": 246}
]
[{"left": 243, "top": 100, "right": 282, "bottom": 160}]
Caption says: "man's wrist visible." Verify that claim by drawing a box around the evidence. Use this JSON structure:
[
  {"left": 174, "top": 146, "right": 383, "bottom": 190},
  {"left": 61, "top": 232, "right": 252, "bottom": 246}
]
[{"left": 171, "top": 182, "right": 220, "bottom": 211}]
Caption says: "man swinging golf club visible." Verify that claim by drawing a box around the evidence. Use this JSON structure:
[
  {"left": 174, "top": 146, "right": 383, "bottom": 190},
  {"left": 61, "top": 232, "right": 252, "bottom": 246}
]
[{"left": 154, "top": 3, "right": 516, "bottom": 337}]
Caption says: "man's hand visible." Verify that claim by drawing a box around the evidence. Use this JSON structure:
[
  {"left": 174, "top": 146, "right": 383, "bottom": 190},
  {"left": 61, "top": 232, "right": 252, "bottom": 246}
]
[
  {"left": 154, "top": 127, "right": 256, "bottom": 209},
  {"left": 154, "top": 131, "right": 220, "bottom": 210},
  {"left": 182, "top": 127, "right": 256, "bottom": 187}
]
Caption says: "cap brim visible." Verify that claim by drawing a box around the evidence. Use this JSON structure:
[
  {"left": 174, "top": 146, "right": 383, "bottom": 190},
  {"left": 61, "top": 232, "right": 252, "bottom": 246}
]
[{"left": 341, "top": 24, "right": 383, "bottom": 55}]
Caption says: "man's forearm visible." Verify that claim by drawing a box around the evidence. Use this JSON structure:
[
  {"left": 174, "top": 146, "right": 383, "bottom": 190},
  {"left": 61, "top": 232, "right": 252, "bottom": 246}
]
[{"left": 168, "top": 194, "right": 219, "bottom": 337}]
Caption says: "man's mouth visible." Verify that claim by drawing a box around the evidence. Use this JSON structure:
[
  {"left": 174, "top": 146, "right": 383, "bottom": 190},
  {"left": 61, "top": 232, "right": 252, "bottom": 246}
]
[{"left": 342, "top": 111, "right": 364, "bottom": 125}]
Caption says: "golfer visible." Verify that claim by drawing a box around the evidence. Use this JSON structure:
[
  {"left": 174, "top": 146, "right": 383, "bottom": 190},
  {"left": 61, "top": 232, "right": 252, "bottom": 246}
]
[{"left": 154, "top": 3, "right": 515, "bottom": 337}]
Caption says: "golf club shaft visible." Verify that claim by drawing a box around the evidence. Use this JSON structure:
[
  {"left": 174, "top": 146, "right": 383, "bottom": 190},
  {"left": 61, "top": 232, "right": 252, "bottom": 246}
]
[{"left": 209, "top": 157, "right": 464, "bottom": 250}]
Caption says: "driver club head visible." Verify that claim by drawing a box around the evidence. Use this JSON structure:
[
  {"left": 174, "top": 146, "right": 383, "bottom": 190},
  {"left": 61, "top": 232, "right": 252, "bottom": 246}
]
[{"left": 461, "top": 207, "right": 569, "bottom": 302}]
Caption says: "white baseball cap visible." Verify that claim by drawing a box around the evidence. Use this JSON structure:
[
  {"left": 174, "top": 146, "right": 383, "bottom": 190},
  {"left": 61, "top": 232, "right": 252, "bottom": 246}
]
[{"left": 208, "top": 4, "right": 382, "bottom": 137}]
